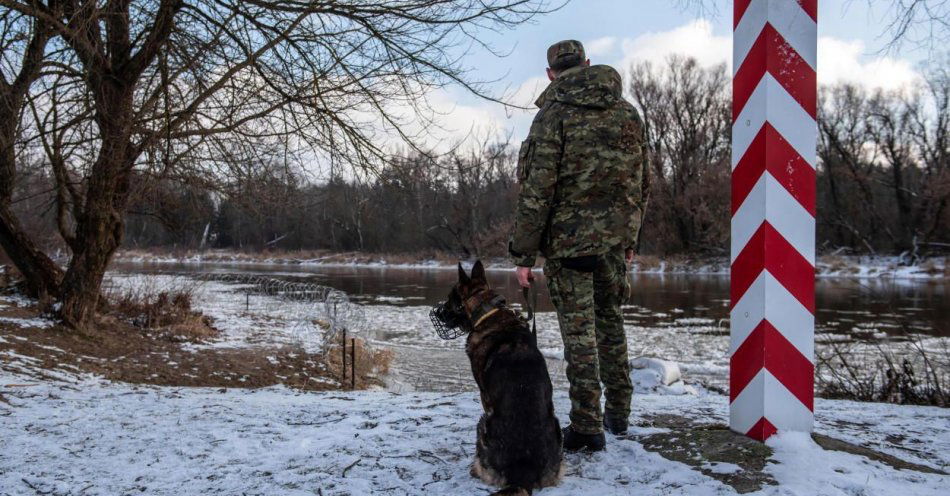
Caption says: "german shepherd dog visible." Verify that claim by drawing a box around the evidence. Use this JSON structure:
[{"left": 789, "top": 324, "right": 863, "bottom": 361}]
[{"left": 431, "top": 261, "right": 563, "bottom": 495}]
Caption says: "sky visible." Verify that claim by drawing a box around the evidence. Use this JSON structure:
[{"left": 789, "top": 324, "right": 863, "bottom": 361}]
[{"left": 412, "top": 0, "right": 935, "bottom": 151}]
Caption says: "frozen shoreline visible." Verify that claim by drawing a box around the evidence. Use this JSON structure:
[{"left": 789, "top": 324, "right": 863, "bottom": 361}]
[{"left": 111, "top": 250, "right": 949, "bottom": 280}]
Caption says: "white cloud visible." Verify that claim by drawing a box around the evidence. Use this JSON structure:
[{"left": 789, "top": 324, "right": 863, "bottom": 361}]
[
  {"left": 817, "top": 37, "right": 920, "bottom": 91},
  {"left": 417, "top": 20, "right": 923, "bottom": 148},
  {"left": 585, "top": 36, "right": 618, "bottom": 58},
  {"left": 508, "top": 76, "right": 549, "bottom": 108},
  {"left": 617, "top": 19, "right": 731, "bottom": 71},
  {"left": 607, "top": 19, "right": 920, "bottom": 93}
]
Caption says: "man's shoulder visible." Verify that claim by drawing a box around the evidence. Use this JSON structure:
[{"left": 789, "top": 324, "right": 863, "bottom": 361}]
[{"left": 527, "top": 100, "right": 569, "bottom": 139}]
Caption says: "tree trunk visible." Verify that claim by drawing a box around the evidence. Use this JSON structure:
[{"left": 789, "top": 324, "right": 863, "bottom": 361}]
[
  {"left": 0, "top": 205, "right": 63, "bottom": 301},
  {"left": 57, "top": 98, "right": 135, "bottom": 328},
  {"left": 0, "top": 113, "right": 63, "bottom": 302},
  {"left": 57, "top": 174, "right": 127, "bottom": 328}
]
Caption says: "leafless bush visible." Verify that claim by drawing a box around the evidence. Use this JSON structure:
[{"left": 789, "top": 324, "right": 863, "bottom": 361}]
[{"left": 816, "top": 329, "right": 949, "bottom": 407}]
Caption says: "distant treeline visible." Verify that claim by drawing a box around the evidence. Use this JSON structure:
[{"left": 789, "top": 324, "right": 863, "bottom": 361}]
[{"left": 10, "top": 57, "right": 949, "bottom": 259}]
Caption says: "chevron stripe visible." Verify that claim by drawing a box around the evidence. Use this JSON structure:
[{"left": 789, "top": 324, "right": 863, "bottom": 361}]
[
  {"left": 733, "top": 23, "right": 816, "bottom": 121},
  {"left": 729, "top": 270, "right": 815, "bottom": 360},
  {"left": 729, "top": 369, "right": 815, "bottom": 436},
  {"left": 731, "top": 222, "right": 815, "bottom": 313},
  {"left": 731, "top": 173, "right": 815, "bottom": 265},
  {"left": 735, "top": 0, "right": 817, "bottom": 28},
  {"left": 734, "top": 0, "right": 817, "bottom": 74},
  {"left": 732, "top": 74, "right": 817, "bottom": 170},
  {"left": 730, "top": 319, "right": 815, "bottom": 409},
  {"left": 744, "top": 417, "right": 778, "bottom": 441},
  {"left": 732, "top": 123, "right": 816, "bottom": 217}
]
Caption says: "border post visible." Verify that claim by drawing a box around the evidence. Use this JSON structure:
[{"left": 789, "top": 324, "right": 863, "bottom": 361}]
[{"left": 730, "top": 0, "right": 817, "bottom": 440}]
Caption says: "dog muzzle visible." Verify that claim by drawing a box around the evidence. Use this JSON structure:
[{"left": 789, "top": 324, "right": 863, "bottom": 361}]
[{"left": 429, "top": 302, "right": 468, "bottom": 340}]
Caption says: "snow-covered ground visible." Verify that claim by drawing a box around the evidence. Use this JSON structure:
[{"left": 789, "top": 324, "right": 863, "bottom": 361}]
[
  {"left": 3, "top": 271, "right": 949, "bottom": 494},
  {"left": 1, "top": 366, "right": 947, "bottom": 495}
]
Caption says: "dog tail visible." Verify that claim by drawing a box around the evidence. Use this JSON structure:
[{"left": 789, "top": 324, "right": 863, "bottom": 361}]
[{"left": 490, "top": 487, "right": 531, "bottom": 496}]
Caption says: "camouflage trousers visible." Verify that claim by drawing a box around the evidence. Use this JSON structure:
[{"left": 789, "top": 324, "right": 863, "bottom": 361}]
[{"left": 544, "top": 250, "right": 632, "bottom": 435}]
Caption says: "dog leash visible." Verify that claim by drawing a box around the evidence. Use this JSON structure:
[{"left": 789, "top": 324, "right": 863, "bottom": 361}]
[{"left": 521, "top": 284, "right": 538, "bottom": 339}]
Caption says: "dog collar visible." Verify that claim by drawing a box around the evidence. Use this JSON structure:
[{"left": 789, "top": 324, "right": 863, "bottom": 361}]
[
  {"left": 467, "top": 293, "right": 506, "bottom": 329},
  {"left": 473, "top": 308, "right": 500, "bottom": 328}
]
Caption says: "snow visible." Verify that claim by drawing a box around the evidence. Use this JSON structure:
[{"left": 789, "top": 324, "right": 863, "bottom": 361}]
[
  {"left": 766, "top": 431, "right": 945, "bottom": 495},
  {"left": 2, "top": 367, "right": 947, "bottom": 495},
  {"left": 631, "top": 357, "right": 682, "bottom": 386},
  {"left": 0, "top": 316, "right": 55, "bottom": 329}
]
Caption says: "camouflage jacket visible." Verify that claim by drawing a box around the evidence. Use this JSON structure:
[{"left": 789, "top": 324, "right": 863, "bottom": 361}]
[{"left": 510, "top": 64, "right": 649, "bottom": 267}]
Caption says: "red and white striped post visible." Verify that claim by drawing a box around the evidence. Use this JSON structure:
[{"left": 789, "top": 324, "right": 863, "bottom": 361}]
[{"left": 730, "top": 0, "right": 817, "bottom": 441}]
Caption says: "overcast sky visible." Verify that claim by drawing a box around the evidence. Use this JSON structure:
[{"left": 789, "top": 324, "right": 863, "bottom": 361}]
[{"left": 412, "top": 0, "right": 934, "bottom": 152}]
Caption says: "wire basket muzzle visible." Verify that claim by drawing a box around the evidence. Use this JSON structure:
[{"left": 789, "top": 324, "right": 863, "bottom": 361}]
[{"left": 429, "top": 302, "right": 468, "bottom": 340}]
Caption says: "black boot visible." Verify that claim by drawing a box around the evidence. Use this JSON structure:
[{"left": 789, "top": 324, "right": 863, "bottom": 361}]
[
  {"left": 603, "top": 411, "right": 629, "bottom": 436},
  {"left": 562, "top": 425, "right": 606, "bottom": 452}
]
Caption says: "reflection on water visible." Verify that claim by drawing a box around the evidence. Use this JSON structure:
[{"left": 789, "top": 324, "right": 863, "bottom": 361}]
[{"left": 113, "top": 262, "right": 948, "bottom": 338}]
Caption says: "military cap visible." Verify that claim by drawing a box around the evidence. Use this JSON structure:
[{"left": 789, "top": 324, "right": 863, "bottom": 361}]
[{"left": 547, "top": 40, "right": 586, "bottom": 71}]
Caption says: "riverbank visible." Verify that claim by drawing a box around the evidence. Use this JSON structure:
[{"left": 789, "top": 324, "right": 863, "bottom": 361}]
[
  {"left": 0, "top": 276, "right": 386, "bottom": 392},
  {"left": 112, "top": 249, "right": 949, "bottom": 280}
]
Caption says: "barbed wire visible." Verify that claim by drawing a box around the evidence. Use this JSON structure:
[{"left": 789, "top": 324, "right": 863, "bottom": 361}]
[{"left": 194, "top": 273, "right": 365, "bottom": 344}]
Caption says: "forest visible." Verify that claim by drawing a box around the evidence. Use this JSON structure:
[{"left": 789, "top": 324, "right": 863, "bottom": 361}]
[{"left": 10, "top": 57, "right": 947, "bottom": 260}]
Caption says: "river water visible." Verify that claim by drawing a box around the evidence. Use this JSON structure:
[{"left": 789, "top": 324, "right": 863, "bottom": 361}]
[{"left": 112, "top": 262, "right": 949, "bottom": 392}]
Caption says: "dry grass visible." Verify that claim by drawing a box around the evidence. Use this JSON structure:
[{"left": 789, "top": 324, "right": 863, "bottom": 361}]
[
  {"left": 821, "top": 256, "right": 859, "bottom": 274},
  {"left": 634, "top": 255, "right": 663, "bottom": 270},
  {"left": 103, "top": 277, "right": 217, "bottom": 343}
]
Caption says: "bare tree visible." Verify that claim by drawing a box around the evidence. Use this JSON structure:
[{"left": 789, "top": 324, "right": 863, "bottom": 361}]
[
  {"left": 817, "top": 61, "right": 950, "bottom": 256},
  {"left": 0, "top": 0, "right": 555, "bottom": 327},
  {"left": 0, "top": 5, "right": 62, "bottom": 302},
  {"left": 871, "top": 0, "right": 950, "bottom": 51},
  {"left": 627, "top": 56, "right": 731, "bottom": 254}
]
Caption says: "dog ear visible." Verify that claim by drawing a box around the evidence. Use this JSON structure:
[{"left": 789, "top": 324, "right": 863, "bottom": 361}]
[
  {"left": 457, "top": 262, "right": 470, "bottom": 284},
  {"left": 471, "top": 260, "right": 487, "bottom": 284}
]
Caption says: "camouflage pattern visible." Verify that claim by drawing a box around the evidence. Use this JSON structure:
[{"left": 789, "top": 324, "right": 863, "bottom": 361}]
[
  {"left": 510, "top": 63, "right": 648, "bottom": 268},
  {"left": 544, "top": 250, "right": 632, "bottom": 435}
]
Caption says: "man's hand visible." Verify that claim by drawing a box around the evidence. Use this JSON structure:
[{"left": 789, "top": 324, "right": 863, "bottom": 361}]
[
  {"left": 625, "top": 248, "right": 635, "bottom": 264},
  {"left": 516, "top": 266, "right": 535, "bottom": 288}
]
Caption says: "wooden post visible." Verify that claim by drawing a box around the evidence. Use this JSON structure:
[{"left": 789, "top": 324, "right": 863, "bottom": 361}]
[
  {"left": 350, "top": 338, "right": 356, "bottom": 390},
  {"left": 341, "top": 328, "right": 347, "bottom": 383}
]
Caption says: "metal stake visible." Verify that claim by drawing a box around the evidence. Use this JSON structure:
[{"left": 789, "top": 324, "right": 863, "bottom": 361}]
[{"left": 350, "top": 338, "right": 356, "bottom": 389}]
